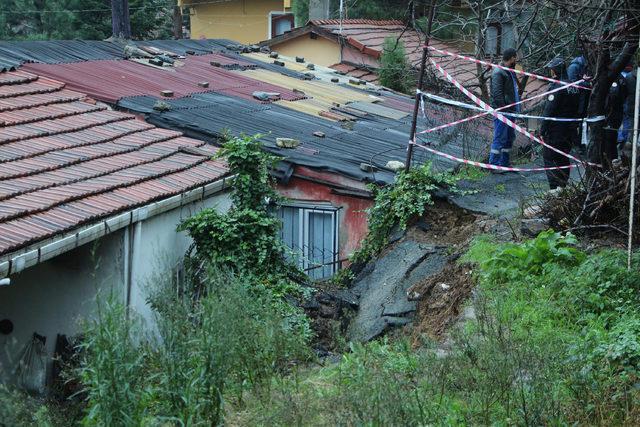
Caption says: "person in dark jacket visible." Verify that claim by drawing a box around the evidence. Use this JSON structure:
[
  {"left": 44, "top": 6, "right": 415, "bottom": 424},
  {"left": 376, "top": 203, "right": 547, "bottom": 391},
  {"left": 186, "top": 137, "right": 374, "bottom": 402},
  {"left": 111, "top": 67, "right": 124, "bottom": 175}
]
[
  {"left": 540, "top": 58, "right": 579, "bottom": 189},
  {"left": 603, "top": 72, "right": 628, "bottom": 163},
  {"left": 489, "top": 48, "right": 519, "bottom": 168},
  {"left": 567, "top": 55, "right": 591, "bottom": 153},
  {"left": 618, "top": 64, "right": 636, "bottom": 152}
]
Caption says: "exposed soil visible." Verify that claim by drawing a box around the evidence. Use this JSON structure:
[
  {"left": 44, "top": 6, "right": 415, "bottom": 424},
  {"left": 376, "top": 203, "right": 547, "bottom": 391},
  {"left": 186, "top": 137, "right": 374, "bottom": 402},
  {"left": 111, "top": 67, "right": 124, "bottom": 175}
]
[
  {"left": 408, "top": 261, "right": 476, "bottom": 343},
  {"left": 408, "top": 199, "right": 479, "bottom": 247}
]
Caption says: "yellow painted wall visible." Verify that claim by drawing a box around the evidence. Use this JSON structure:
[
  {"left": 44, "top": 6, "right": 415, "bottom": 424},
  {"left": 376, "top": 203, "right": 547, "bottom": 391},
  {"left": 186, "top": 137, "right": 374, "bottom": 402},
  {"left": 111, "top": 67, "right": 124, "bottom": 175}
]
[
  {"left": 271, "top": 34, "right": 341, "bottom": 67},
  {"left": 183, "top": 0, "right": 285, "bottom": 44}
]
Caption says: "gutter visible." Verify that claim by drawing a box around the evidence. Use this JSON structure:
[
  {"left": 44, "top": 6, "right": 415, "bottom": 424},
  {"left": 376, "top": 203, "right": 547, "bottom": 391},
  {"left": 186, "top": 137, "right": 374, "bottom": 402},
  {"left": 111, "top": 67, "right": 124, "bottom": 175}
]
[{"left": 0, "top": 176, "right": 233, "bottom": 278}]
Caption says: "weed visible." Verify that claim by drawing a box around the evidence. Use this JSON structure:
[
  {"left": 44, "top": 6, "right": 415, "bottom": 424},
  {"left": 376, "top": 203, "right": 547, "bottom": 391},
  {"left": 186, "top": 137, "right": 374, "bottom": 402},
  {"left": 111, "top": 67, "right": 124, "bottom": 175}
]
[
  {"left": 351, "top": 162, "right": 458, "bottom": 264},
  {"left": 77, "top": 267, "right": 311, "bottom": 426}
]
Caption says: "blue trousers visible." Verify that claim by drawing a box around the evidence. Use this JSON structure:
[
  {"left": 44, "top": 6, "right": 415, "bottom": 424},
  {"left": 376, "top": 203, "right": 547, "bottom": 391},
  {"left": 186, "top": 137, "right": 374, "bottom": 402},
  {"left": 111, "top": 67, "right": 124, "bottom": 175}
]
[{"left": 490, "top": 118, "right": 515, "bottom": 166}]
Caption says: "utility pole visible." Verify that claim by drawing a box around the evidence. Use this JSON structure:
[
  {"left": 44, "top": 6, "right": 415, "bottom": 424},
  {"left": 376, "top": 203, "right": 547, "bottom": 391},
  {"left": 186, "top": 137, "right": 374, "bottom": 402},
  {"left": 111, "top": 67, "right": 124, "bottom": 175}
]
[
  {"left": 405, "top": 0, "right": 437, "bottom": 172},
  {"left": 111, "top": 0, "right": 132, "bottom": 39}
]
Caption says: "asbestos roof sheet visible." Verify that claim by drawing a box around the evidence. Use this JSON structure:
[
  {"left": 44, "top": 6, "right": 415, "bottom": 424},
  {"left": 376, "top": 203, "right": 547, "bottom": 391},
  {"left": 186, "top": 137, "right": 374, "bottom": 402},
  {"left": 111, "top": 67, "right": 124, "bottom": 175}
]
[
  {"left": 0, "top": 70, "right": 229, "bottom": 257},
  {"left": 22, "top": 54, "right": 305, "bottom": 104}
]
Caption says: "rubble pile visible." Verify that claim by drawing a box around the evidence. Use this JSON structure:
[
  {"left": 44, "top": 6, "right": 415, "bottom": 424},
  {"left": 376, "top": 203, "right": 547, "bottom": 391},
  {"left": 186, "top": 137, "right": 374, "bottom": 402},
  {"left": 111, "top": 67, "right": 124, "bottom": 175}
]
[{"left": 542, "top": 164, "right": 640, "bottom": 242}]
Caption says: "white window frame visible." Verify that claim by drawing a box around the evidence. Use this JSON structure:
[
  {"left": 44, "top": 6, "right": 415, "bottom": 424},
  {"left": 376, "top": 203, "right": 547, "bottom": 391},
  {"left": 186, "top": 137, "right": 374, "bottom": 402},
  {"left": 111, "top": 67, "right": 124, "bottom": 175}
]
[
  {"left": 278, "top": 203, "right": 340, "bottom": 279},
  {"left": 268, "top": 11, "right": 294, "bottom": 39}
]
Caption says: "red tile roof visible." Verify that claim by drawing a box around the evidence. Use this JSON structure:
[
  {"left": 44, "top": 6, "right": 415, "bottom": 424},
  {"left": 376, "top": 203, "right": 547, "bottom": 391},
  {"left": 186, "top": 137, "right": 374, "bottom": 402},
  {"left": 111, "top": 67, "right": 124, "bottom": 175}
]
[
  {"left": 22, "top": 53, "right": 306, "bottom": 104},
  {"left": 313, "top": 20, "right": 546, "bottom": 100},
  {"left": 0, "top": 70, "right": 229, "bottom": 256},
  {"left": 330, "top": 63, "right": 379, "bottom": 85},
  {"left": 310, "top": 19, "right": 405, "bottom": 26}
]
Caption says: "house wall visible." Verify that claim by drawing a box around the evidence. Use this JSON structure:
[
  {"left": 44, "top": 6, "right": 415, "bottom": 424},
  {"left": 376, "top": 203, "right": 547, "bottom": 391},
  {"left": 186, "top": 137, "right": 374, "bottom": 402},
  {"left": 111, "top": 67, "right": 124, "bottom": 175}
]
[
  {"left": 0, "top": 191, "right": 232, "bottom": 387},
  {"left": 271, "top": 34, "right": 341, "bottom": 66},
  {"left": 276, "top": 168, "right": 372, "bottom": 261},
  {"left": 184, "top": 0, "right": 285, "bottom": 44}
]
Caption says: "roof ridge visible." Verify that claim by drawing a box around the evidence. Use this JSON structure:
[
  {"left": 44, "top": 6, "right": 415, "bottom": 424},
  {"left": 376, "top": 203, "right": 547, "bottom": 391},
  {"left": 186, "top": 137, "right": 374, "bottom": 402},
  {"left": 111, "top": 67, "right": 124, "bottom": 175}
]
[{"left": 310, "top": 19, "right": 405, "bottom": 26}]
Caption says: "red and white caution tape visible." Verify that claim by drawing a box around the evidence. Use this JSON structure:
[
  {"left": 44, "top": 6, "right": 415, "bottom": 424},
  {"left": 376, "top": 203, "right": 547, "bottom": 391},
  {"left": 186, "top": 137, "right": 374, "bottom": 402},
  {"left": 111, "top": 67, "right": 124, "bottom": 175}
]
[
  {"left": 411, "top": 140, "right": 576, "bottom": 172},
  {"left": 427, "top": 57, "right": 600, "bottom": 167},
  {"left": 426, "top": 45, "right": 591, "bottom": 91},
  {"left": 419, "top": 91, "right": 605, "bottom": 123},
  {"left": 416, "top": 78, "right": 588, "bottom": 135}
]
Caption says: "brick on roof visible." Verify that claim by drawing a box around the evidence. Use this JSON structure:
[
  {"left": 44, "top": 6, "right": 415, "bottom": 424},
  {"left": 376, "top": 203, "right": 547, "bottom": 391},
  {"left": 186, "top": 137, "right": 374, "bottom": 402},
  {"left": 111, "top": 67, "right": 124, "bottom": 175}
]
[{"left": 0, "top": 70, "right": 229, "bottom": 257}]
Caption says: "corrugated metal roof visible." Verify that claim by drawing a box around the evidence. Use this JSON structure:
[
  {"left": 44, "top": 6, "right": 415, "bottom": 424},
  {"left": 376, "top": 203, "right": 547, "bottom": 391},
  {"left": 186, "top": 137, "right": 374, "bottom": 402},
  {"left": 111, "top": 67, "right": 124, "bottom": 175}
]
[
  {"left": 0, "top": 70, "right": 229, "bottom": 257},
  {"left": 22, "top": 55, "right": 306, "bottom": 104}
]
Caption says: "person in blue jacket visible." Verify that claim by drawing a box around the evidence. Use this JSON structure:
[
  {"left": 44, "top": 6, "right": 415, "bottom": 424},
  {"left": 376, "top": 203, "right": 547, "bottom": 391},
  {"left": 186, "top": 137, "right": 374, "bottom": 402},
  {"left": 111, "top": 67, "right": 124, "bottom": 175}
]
[
  {"left": 489, "top": 48, "right": 519, "bottom": 168},
  {"left": 567, "top": 55, "right": 591, "bottom": 153}
]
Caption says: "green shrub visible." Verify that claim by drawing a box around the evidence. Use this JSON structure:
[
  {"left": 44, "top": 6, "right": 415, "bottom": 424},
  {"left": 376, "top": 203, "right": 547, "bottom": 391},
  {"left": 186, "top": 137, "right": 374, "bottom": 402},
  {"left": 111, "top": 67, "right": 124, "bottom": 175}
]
[
  {"left": 0, "top": 385, "right": 56, "bottom": 427},
  {"left": 76, "top": 300, "right": 153, "bottom": 426},
  {"left": 178, "top": 134, "right": 305, "bottom": 297},
  {"left": 77, "top": 267, "right": 311, "bottom": 426},
  {"left": 379, "top": 38, "right": 415, "bottom": 93},
  {"left": 352, "top": 162, "right": 458, "bottom": 263}
]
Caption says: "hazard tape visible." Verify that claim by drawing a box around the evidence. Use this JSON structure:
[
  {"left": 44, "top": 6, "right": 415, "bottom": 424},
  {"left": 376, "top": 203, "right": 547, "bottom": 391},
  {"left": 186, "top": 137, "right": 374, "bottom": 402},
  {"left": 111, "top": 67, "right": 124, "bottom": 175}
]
[
  {"left": 416, "top": 79, "right": 587, "bottom": 135},
  {"left": 419, "top": 91, "right": 605, "bottom": 123},
  {"left": 426, "top": 46, "right": 592, "bottom": 91},
  {"left": 411, "top": 141, "right": 576, "bottom": 172},
  {"left": 427, "top": 57, "right": 600, "bottom": 167}
]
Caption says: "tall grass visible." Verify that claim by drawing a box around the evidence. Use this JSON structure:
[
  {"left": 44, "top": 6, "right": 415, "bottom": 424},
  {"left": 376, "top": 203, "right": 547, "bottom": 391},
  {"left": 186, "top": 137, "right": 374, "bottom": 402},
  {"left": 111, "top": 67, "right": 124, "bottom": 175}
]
[{"left": 76, "top": 266, "right": 311, "bottom": 426}]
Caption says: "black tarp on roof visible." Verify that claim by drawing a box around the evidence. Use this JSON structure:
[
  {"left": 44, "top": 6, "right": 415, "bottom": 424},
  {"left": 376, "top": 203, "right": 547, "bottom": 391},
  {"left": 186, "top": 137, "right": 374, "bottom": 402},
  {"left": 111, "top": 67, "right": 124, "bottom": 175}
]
[{"left": 118, "top": 92, "right": 465, "bottom": 185}]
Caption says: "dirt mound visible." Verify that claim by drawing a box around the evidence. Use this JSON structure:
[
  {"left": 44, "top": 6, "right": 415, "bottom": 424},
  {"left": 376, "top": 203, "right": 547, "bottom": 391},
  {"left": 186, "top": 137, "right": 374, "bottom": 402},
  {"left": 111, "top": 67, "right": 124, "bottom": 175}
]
[
  {"left": 408, "top": 199, "right": 480, "bottom": 246},
  {"left": 408, "top": 261, "right": 475, "bottom": 342}
]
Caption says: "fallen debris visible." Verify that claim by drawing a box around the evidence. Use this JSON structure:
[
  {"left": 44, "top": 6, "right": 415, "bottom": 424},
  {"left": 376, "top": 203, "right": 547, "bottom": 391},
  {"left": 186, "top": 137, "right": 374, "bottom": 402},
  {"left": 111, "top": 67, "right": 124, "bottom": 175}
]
[
  {"left": 409, "top": 261, "right": 475, "bottom": 341},
  {"left": 543, "top": 164, "right": 639, "bottom": 242}
]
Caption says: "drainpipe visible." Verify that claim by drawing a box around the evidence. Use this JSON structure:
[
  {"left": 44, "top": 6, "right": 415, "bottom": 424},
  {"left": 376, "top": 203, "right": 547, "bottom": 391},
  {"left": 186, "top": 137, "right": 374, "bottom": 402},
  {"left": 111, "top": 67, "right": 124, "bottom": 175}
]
[{"left": 123, "top": 222, "right": 142, "bottom": 315}]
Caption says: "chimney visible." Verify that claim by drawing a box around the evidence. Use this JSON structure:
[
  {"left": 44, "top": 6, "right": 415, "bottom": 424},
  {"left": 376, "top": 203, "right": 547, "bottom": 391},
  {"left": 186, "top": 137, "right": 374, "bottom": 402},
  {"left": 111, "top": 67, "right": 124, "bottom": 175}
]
[{"left": 308, "top": 0, "right": 331, "bottom": 21}]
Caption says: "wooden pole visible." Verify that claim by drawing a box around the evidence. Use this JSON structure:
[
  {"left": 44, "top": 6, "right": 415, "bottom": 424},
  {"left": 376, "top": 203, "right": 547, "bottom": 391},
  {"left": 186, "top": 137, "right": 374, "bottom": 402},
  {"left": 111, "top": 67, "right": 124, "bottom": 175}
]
[
  {"left": 627, "top": 62, "right": 640, "bottom": 270},
  {"left": 405, "top": 0, "right": 437, "bottom": 172}
]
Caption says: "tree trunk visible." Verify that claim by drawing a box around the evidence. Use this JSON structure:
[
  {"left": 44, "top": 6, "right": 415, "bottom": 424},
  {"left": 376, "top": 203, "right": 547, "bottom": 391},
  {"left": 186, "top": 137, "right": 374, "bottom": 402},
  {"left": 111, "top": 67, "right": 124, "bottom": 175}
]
[
  {"left": 173, "top": 5, "right": 183, "bottom": 39},
  {"left": 111, "top": 0, "right": 131, "bottom": 39}
]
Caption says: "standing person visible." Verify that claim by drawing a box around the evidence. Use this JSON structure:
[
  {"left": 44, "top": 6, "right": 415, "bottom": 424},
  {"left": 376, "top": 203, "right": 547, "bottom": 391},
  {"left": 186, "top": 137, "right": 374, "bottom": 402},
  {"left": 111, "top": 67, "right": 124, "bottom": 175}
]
[
  {"left": 603, "top": 72, "right": 628, "bottom": 163},
  {"left": 619, "top": 63, "right": 636, "bottom": 155},
  {"left": 567, "top": 55, "right": 591, "bottom": 154},
  {"left": 540, "top": 58, "right": 579, "bottom": 189},
  {"left": 490, "top": 48, "right": 520, "bottom": 168}
]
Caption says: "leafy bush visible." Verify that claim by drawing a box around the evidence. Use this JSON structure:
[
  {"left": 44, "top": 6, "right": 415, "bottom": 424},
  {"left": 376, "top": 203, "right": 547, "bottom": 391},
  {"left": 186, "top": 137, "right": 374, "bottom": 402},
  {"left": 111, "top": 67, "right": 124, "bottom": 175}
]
[
  {"left": 379, "top": 38, "right": 415, "bottom": 93},
  {"left": 0, "top": 385, "right": 56, "bottom": 427},
  {"left": 352, "top": 162, "right": 458, "bottom": 263},
  {"left": 178, "top": 134, "right": 305, "bottom": 297},
  {"left": 77, "top": 268, "right": 311, "bottom": 426}
]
